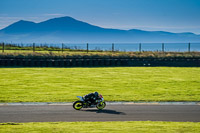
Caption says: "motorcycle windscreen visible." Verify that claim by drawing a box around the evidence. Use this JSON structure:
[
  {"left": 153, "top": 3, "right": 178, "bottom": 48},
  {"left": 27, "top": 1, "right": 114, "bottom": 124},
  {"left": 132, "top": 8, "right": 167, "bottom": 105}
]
[{"left": 77, "top": 96, "right": 84, "bottom": 101}]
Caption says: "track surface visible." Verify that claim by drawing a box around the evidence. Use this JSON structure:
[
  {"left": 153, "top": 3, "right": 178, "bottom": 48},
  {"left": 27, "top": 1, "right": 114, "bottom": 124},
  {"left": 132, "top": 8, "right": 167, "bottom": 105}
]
[{"left": 0, "top": 104, "right": 200, "bottom": 122}]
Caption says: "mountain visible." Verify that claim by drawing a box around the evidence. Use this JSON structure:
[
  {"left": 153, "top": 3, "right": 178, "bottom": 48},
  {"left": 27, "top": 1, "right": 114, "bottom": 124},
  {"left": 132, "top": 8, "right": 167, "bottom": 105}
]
[{"left": 0, "top": 16, "right": 200, "bottom": 43}]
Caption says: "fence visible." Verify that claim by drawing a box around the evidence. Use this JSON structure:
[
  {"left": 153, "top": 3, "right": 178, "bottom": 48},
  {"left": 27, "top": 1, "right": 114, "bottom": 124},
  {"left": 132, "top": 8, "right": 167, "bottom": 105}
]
[{"left": 0, "top": 42, "right": 200, "bottom": 53}]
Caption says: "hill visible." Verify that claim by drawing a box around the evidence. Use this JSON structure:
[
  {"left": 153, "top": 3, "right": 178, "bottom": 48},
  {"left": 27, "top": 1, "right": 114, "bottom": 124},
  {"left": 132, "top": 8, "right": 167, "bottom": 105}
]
[{"left": 0, "top": 16, "right": 200, "bottom": 43}]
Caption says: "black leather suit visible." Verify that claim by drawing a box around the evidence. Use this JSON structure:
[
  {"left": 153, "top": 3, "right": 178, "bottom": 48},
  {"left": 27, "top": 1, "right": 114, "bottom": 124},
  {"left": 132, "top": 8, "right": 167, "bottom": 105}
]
[{"left": 83, "top": 93, "right": 100, "bottom": 104}]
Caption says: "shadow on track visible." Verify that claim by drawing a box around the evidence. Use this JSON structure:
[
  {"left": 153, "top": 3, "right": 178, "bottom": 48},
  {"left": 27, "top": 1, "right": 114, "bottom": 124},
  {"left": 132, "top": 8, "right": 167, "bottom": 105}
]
[{"left": 82, "top": 109, "right": 126, "bottom": 115}]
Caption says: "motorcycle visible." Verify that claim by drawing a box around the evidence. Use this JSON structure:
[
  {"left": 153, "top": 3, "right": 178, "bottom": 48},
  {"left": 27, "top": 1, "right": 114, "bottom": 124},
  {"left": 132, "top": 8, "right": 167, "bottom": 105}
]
[{"left": 73, "top": 94, "right": 106, "bottom": 110}]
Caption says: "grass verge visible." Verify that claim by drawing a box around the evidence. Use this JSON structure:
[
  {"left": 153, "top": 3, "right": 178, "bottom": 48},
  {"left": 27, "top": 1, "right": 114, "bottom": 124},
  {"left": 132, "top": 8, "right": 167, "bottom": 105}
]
[
  {"left": 0, "top": 51, "right": 200, "bottom": 59},
  {"left": 0, "top": 121, "right": 200, "bottom": 133},
  {"left": 0, "top": 67, "right": 199, "bottom": 102}
]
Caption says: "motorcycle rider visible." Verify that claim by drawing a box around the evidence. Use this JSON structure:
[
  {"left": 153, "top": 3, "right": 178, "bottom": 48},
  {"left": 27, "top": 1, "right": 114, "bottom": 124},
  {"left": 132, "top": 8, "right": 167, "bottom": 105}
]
[{"left": 83, "top": 92, "right": 100, "bottom": 106}]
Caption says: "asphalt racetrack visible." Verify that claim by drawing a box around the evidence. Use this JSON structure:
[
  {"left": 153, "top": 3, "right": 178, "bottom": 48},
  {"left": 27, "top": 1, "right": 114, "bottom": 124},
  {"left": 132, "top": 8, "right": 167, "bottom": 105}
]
[{"left": 0, "top": 104, "right": 200, "bottom": 123}]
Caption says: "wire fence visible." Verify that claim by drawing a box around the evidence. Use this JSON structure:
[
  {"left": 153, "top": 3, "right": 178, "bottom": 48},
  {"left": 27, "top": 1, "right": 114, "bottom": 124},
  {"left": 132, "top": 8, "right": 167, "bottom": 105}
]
[{"left": 0, "top": 42, "right": 200, "bottom": 53}]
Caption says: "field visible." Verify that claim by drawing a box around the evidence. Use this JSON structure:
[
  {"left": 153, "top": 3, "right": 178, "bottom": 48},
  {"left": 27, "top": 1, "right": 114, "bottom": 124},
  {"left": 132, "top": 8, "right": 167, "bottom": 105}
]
[
  {"left": 0, "top": 67, "right": 199, "bottom": 102},
  {"left": 0, "top": 121, "right": 200, "bottom": 133}
]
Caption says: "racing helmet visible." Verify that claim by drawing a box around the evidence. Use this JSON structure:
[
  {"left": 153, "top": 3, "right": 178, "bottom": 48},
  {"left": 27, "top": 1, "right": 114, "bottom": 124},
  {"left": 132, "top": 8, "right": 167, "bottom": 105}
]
[{"left": 94, "top": 92, "right": 99, "bottom": 97}]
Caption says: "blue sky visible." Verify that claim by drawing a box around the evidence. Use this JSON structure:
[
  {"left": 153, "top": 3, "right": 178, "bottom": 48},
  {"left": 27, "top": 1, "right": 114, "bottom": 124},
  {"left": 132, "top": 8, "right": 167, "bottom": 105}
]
[{"left": 1, "top": 0, "right": 200, "bottom": 34}]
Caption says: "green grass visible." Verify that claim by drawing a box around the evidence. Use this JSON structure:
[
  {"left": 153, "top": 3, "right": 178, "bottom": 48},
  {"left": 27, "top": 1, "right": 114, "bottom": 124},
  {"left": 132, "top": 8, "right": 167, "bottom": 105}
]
[
  {"left": 0, "top": 121, "right": 200, "bottom": 133},
  {"left": 1, "top": 51, "right": 200, "bottom": 59},
  {"left": 0, "top": 67, "right": 199, "bottom": 102}
]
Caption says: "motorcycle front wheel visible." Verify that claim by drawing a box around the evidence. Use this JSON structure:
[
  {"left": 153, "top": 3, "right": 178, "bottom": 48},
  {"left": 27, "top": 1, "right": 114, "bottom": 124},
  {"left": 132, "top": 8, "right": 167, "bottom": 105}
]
[
  {"left": 96, "top": 102, "right": 106, "bottom": 110},
  {"left": 73, "top": 101, "right": 83, "bottom": 110}
]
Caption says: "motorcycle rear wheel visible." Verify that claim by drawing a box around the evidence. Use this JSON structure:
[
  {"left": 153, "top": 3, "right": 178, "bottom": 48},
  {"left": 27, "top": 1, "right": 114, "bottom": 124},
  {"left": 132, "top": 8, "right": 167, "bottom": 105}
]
[
  {"left": 73, "top": 101, "right": 83, "bottom": 110},
  {"left": 96, "top": 102, "right": 106, "bottom": 110}
]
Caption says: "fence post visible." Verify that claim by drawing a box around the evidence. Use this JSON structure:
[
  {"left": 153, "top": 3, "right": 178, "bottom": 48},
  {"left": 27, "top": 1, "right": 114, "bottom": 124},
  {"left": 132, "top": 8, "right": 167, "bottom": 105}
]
[
  {"left": 162, "top": 43, "right": 165, "bottom": 52},
  {"left": 188, "top": 43, "right": 191, "bottom": 52},
  {"left": 112, "top": 43, "right": 114, "bottom": 52},
  {"left": 87, "top": 43, "right": 89, "bottom": 53},
  {"left": 139, "top": 43, "right": 142, "bottom": 52},
  {"left": 2, "top": 42, "right": 5, "bottom": 53},
  {"left": 62, "top": 43, "right": 64, "bottom": 53},
  {"left": 33, "top": 43, "right": 35, "bottom": 52}
]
